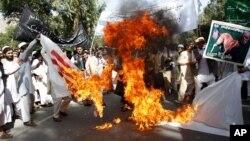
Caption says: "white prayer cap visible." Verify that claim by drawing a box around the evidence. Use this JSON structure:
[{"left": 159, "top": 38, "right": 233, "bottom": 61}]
[
  {"left": 2, "top": 46, "right": 10, "bottom": 52},
  {"left": 195, "top": 37, "right": 205, "bottom": 43},
  {"left": 32, "top": 51, "right": 37, "bottom": 56},
  {"left": 178, "top": 44, "right": 184, "bottom": 48},
  {"left": 18, "top": 42, "right": 27, "bottom": 48}
]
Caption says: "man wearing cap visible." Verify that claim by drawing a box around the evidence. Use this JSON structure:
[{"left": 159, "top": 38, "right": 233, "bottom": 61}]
[
  {"left": 195, "top": 37, "right": 217, "bottom": 95},
  {"left": 177, "top": 42, "right": 196, "bottom": 104},
  {"left": 0, "top": 47, "right": 14, "bottom": 139},
  {"left": 1, "top": 46, "right": 21, "bottom": 120},
  {"left": 17, "top": 36, "right": 39, "bottom": 127}
]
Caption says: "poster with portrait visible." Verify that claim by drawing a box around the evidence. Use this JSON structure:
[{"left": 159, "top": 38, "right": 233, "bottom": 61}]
[{"left": 204, "top": 20, "right": 250, "bottom": 66}]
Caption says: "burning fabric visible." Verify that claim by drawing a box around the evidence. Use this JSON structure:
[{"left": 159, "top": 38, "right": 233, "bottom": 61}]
[
  {"left": 40, "top": 34, "right": 113, "bottom": 118},
  {"left": 104, "top": 12, "right": 197, "bottom": 130}
]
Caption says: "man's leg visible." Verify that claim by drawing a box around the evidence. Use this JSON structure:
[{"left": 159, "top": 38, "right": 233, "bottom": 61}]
[
  {"left": 59, "top": 96, "right": 71, "bottom": 113},
  {"left": 20, "top": 94, "right": 31, "bottom": 122}
]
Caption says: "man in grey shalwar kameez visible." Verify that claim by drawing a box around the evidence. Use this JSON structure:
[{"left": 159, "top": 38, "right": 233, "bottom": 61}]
[{"left": 17, "top": 39, "right": 38, "bottom": 127}]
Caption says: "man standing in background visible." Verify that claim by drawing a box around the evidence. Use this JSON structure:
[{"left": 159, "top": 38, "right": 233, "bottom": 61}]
[{"left": 71, "top": 46, "right": 86, "bottom": 71}]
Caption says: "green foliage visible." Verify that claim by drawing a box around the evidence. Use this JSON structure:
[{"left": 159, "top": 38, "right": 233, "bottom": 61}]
[
  {"left": 0, "top": 0, "right": 105, "bottom": 41},
  {"left": 93, "top": 35, "right": 104, "bottom": 47},
  {"left": 176, "top": 0, "right": 226, "bottom": 44},
  {"left": 0, "top": 0, "right": 52, "bottom": 18},
  {"left": 0, "top": 25, "right": 18, "bottom": 49}
]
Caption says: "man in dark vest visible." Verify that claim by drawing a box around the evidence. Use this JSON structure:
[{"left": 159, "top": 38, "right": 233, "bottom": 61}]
[{"left": 71, "top": 46, "right": 86, "bottom": 71}]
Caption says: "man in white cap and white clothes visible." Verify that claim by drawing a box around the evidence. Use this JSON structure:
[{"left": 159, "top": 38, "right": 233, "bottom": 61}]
[
  {"left": 17, "top": 36, "right": 39, "bottom": 127},
  {"left": 194, "top": 37, "right": 218, "bottom": 95},
  {"left": 177, "top": 42, "right": 197, "bottom": 103},
  {"left": 1, "top": 46, "right": 21, "bottom": 119}
]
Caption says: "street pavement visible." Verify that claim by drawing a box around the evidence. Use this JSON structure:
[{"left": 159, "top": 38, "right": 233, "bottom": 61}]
[{"left": 5, "top": 93, "right": 249, "bottom": 141}]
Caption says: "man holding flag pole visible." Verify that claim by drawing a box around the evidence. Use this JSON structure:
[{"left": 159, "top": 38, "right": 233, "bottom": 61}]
[{"left": 39, "top": 34, "right": 72, "bottom": 122}]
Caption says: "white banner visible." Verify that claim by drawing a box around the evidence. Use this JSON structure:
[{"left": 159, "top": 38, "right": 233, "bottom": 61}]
[
  {"left": 192, "top": 72, "right": 243, "bottom": 130},
  {"left": 95, "top": 0, "right": 198, "bottom": 35},
  {"left": 193, "top": 0, "right": 211, "bottom": 15}
]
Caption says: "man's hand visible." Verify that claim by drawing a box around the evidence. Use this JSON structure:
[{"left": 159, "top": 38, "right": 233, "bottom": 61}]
[
  {"left": 36, "top": 33, "right": 41, "bottom": 40},
  {"left": 18, "top": 59, "right": 24, "bottom": 65},
  {"left": 238, "top": 67, "right": 249, "bottom": 73}
]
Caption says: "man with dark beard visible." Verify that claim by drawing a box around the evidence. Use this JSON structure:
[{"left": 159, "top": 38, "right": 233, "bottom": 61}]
[{"left": 1, "top": 46, "right": 21, "bottom": 120}]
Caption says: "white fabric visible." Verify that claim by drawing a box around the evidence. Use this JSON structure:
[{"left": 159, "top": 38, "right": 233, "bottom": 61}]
[
  {"left": 85, "top": 55, "right": 98, "bottom": 77},
  {"left": 0, "top": 71, "right": 5, "bottom": 118},
  {"left": 159, "top": 121, "right": 229, "bottom": 137},
  {"left": 97, "top": 57, "right": 106, "bottom": 75},
  {"left": 178, "top": 50, "right": 196, "bottom": 81},
  {"left": 195, "top": 47, "right": 216, "bottom": 94},
  {"left": 40, "top": 34, "right": 75, "bottom": 98},
  {"left": 18, "top": 42, "right": 27, "bottom": 48},
  {"left": 192, "top": 72, "right": 243, "bottom": 130},
  {"left": 32, "top": 59, "right": 52, "bottom": 105},
  {"left": 18, "top": 39, "right": 37, "bottom": 95},
  {"left": 18, "top": 39, "right": 37, "bottom": 122},
  {"left": 32, "top": 76, "right": 40, "bottom": 102},
  {"left": 20, "top": 94, "right": 31, "bottom": 122},
  {"left": 1, "top": 58, "right": 20, "bottom": 103},
  {"left": 0, "top": 71, "right": 13, "bottom": 126}
]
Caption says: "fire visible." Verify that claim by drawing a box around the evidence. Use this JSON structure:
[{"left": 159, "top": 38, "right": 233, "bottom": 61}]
[
  {"left": 113, "top": 117, "right": 121, "bottom": 124},
  {"left": 59, "top": 63, "right": 113, "bottom": 118},
  {"left": 104, "top": 11, "right": 197, "bottom": 130},
  {"left": 95, "top": 117, "right": 121, "bottom": 130},
  {"left": 173, "top": 104, "right": 198, "bottom": 124},
  {"left": 95, "top": 123, "right": 113, "bottom": 130}
]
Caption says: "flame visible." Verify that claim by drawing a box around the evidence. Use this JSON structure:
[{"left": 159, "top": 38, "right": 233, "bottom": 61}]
[
  {"left": 113, "top": 117, "right": 121, "bottom": 124},
  {"left": 95, "top": 123, "right": 113, "bottom": 130},
  {"left": 59, "top": 63, "right": 113, "bottom": 118},
  {"left": 173, "top": 104, "right": 198, "bottom": 124},
  {"left": 95, "top": 117, "right": 121, "bottom": 130},
  {"left": 104, "top": 11, "right": 197, "bottom": 130}
]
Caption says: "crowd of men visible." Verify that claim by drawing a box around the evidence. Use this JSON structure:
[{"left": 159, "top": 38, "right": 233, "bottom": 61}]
[
  {"left": 0, "top": 35, "right": 108, "bottom": 139},
  {"left": 0, "top": 35, "right": 250, "bottom": 139}
]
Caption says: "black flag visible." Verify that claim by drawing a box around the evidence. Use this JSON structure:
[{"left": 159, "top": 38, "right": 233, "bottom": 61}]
[{"left": 13, "top": 7, "right": 91, "bottom": 48}]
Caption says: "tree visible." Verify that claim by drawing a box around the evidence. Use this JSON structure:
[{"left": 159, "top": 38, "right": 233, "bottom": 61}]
[
  {"left": 0, "top": 26, "right": 19, "bottom": 49},
  {"left": 176, "top": 0, "right": 226, "bottom": 44},
  {"left": 0, "top": 0, "right": 105, "bottom": 40},
  {"left": 198, "top": 0, "right": 225, "bottom": 38}
]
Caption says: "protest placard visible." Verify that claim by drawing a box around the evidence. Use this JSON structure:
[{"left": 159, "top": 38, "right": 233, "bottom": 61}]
[{"left": 204, "top": 20, "right": 250, "bottom": 65}]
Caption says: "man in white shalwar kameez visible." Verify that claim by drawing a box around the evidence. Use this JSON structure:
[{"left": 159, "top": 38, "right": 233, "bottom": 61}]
[
  {"left": 32, "top": 55, "right": 53, "bottom": 106},
  {"left": 17, "top": 39, "right": 38, "bottom": 127},
  {"left": 85, "top": 52, "right": 98, "bottom": 77},
  {"left": 177, "top": 43, "right": 196, "bottom": 103},
  {"left": 194, "top": 37, "right": 216, "bottom": 95},
  {"left": 0, "top": 61, "right": 13, "bottom": 139},
  {"left": 1, "top": 46, "right": 21, "bottom": 118}
]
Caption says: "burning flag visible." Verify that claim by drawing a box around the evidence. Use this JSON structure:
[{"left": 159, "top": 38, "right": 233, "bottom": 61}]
[
  {"left": 104, "top": 12, "right": 196, "bottom": 130},
  {"left": 40, "top": 34, "right": 113, "bottom": 118}
]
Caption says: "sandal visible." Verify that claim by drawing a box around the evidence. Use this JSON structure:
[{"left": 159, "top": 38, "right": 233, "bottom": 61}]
[
  {"left": 0, "top": 132, "right": 13, "bottom": 139},
  {"left": 23, "top": 121, "right": 37, "bottom": 127}
]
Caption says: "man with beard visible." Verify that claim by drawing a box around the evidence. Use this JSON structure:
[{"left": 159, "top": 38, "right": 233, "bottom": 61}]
[{"left": 1, "top": 46, "right": 21, "bottom": 119}]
